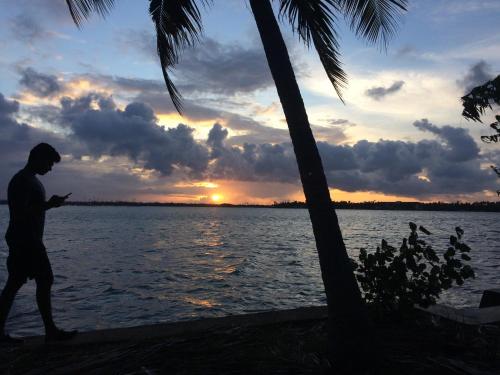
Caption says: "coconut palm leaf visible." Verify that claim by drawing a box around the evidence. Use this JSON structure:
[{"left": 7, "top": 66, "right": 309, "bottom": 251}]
[
  {"left": 149, "top": 0, "right": 211, "bottom": 113},
  {"left": 66, "top": 0, "right": 115, "bottom": 26},
  {"left": 276, "top": 0, "right": 347, "bottom": 101},
  {"left": 339, "top": 0, "right": 407, "bottom": 46}
]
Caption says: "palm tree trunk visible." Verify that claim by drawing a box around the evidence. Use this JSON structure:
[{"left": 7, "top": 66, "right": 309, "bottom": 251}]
[{"left": 249, "top": 0, "right": 371, "bottom": 368}]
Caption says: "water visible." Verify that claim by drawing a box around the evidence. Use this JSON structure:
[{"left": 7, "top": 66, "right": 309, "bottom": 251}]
[{"left": 0, "top": 206, "right": 498, "bottom": 336}]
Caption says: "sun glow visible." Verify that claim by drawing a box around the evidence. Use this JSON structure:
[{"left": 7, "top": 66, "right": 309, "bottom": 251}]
[{"left": 211, "top": 194, "right": 222, "bottom": 203}]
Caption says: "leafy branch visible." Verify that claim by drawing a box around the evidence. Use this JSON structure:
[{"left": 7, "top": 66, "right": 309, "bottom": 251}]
[{"left": 352, "top": 223, "right": 475, "bottom": 312}]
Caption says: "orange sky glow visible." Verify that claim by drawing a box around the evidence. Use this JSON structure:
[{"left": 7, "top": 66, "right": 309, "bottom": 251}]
[{"left": 136, "top": 179, "right": 433, "bottom": 205}]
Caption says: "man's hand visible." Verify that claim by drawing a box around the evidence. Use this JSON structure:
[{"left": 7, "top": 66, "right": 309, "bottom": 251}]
[{"left": 47, "top": 193, "right": 71, "bottom": 209}]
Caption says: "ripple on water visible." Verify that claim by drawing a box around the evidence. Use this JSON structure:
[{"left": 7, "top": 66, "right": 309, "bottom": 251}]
[{"left": 0, "top": 206, "right": 497, "bottom": 336}]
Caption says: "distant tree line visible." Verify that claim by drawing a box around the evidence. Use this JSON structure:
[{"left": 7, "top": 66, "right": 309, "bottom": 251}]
[
  {"left": 272, "top": 200, "right": 500, "bottom": 212},
  {"left": 1, "top": 199, "right": 498, "bottom": 211}
]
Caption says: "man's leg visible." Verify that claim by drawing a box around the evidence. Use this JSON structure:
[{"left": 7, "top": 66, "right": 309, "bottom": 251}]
[
  {"left": 35, "top": 277, "right": 57, "bottom": 334},
  {"left": 0, "top": 276, "right": 24, "bottom": 335},
  {"left": 35, "top": 254, "right": 77, "bottom": 342}
]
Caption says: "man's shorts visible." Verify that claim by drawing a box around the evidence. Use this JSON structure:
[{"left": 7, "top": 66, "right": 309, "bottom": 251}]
[{"left": 6, "top": 243, "right": 54, "bottom": 285}]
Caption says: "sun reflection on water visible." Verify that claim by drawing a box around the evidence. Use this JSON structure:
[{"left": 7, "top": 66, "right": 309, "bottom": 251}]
[{"left": 182, "top": 296, "right": 220, "bottom": 308}]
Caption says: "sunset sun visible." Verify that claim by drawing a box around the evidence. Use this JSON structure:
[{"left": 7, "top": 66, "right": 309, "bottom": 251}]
[{"left": 211, "top": 194, "right": 222, "bottom": 203}]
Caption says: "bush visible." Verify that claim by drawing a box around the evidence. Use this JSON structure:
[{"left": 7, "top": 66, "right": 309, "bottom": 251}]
[{"left": 352, "top": 222, "right": 475, "bottom": 312}]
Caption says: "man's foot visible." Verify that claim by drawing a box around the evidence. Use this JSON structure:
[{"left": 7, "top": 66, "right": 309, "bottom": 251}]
[
  {"left": 45, "top": 328, "right": 78, "bottom": 343},
  {"left": 0, "top": 333, "right": 24, "bottom": 345}
]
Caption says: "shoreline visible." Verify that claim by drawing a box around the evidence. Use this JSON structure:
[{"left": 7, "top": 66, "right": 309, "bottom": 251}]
[
  {"left": 2, "top": 305, "right": 499, "bottom": 374},
  {"left": 1, "top": 200, "right": 499, "bottom": 212},
  {"left": 22, "top": 306, "right": 329, "bottom": 347}
]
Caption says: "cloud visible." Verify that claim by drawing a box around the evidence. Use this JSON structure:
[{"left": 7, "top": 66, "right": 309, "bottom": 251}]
[
  {"left": 413, "top": 119, "right": 479, "bottom": 162},
  {"left": 116, "top": 33, "right": 274, "bottom": 97},
  {"left": 9, "top": 14, "right": 46, "bottom": 44},
  {"left": 19, "top": 67, "right": 62, "bottom": 97},
  {"left": 3, "top": 89, "right": 496, "bottom": 201},
  {"left": 0, "top": 93, "right": 71, "bottom": 175},
  {"left": 365, "top": 81, "right": 405, "bottom": 100},
  {"left": 59, "top": 94, "right": 210, "bottom": 177},
  {"left": 207, "top": 123, "right": 228, "bottom": 158},
  {"left": 176, "top": 38, "right": 273, "bottom": 95},
  {"left": 456, "top": 60, "right": 494, "bottom": 93},
  {"left": 322, "top": 119, "right": 494, "bottom": 197},
  {"left": 205, "top": 126, "right": 298, "bottom": 183},
  {"left": 325, "top": 119, "right": 351, "bottom": 126},
  {"left": 203, "top": 119, "right": 495, "bottom": 198},
  {"left": 0, "top": 94, "right": 19, "bottom": 116}
]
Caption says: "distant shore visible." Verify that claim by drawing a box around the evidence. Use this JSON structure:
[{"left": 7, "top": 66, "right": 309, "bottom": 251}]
[{"left": 1, "top": 200, "right": 499, "bottom": 212}]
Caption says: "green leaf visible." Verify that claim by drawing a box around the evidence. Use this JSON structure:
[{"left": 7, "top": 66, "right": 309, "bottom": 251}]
[
  {"left": 461, "top": 253, "right": 471, "bottom": 261},
  {"left": 419, "top": 225, "right": 431, "bottom": 235}
]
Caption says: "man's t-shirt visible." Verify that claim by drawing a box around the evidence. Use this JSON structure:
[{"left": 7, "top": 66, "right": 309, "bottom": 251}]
[{"left": 5, "top": 168, "right": 46, "bottom": 249}]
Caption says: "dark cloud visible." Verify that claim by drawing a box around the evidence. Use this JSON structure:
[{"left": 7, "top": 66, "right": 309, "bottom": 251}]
[
  {"left": 59, "top": 94, "right": 210, "bottom": 177},
  {"left": 323, "top": 119, "right": 494, "bottom": 196},
  {"left": 457, "top": 60, "right": 494, "bottom": 93},
  {"left": 19, "top": 67, "right": 62, "bottom": 97},
  {"left": 69, "top": 72, "right": 297, "bottom": 145},
  {"left": 413, "top": 119, "right": 479, "bottom": 162},
  {"left": 325, "top": 119, "right": 351, "bottom": 126},
  {"left": 176, "top": 38, "right": 273, "bottom": 95},
  {"left": 87, "top": 74, "right": 164, "bottom": 93},
  {"left": 0, "top": 93, "right": 71, "bottom": 181},
  {"left": 365, "top": 81, "right": 405, "bottom": 100},
  {"left": 205, "top": 126, "right": 298, "bottom": 183},
  {"left": 2, "top": 89, "right": 496, "bottom": 201},
  {"left": 204, "top": 119, "right": 495, "bottom": 198},
  {"left": 207, "top": 123, "right": 228, "bottom": 158},
  {"left": 130, "top": 85, "right": 297, "bottom": 145},
  {"left": 116, "top": 33, "right": 274, "bottom": 96},
  {"left": 0, "top": 94, "right": 19, "bottom": 116}
]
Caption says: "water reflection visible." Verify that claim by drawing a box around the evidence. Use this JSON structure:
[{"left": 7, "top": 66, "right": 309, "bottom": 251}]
[
  {"left": 182, "top": 296, "right": 220, "bottom": 308},
  {"left": 0, "top": 206, "right": 497, "bottom": 336}
]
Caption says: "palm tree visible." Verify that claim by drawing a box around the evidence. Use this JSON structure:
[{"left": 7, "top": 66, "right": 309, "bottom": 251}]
[{"left": 66, "top": 0, "right": 407, "bottom": 368}]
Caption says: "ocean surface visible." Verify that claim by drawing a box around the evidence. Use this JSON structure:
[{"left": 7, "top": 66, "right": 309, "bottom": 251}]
[{"left": 0, "top": 206, "right": 498, "bottom": 336}]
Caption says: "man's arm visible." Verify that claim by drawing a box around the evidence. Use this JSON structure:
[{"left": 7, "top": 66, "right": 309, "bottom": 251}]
[{"left": 46, "top": 193, "right": 71, "bottom": 209}]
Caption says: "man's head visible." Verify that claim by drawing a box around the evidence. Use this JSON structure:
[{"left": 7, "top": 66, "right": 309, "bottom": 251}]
[{"left": 27, "top": 143, "right": 61, "bottom": 175}]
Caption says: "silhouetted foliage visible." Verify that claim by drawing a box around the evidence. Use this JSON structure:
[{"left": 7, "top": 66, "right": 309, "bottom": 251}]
[
  {"left": 461, "top": 75, "right": 500, "bottom": 122},
  {"left": 352, "top": 223, "right": 475, "bottom": 312},
  {"left": 461, "top": 75, "right": 500, "bottom": 196}
]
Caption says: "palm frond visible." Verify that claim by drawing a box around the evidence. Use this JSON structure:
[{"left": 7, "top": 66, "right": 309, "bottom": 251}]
[
  {"left": 339, "top": 0, "right": 407, "bottom": 47},
  {"left": 276, "top": 0, "right": 347, "bottom": 101},
  {"left": 150, "top": 0, "right": 211, "bottom": 114},
  {"left": 66, "top": 0, "right": 115, "bottom": 27}
]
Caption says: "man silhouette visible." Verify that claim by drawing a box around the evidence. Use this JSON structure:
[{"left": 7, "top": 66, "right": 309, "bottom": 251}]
[{"left": 0, "top": 143, "right": 77, "bottom": 343}]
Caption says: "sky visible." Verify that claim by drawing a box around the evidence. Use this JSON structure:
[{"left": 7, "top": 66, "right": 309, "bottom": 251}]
[{"left": 0, "top": 0, "right": 499, "bottom": 204}]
